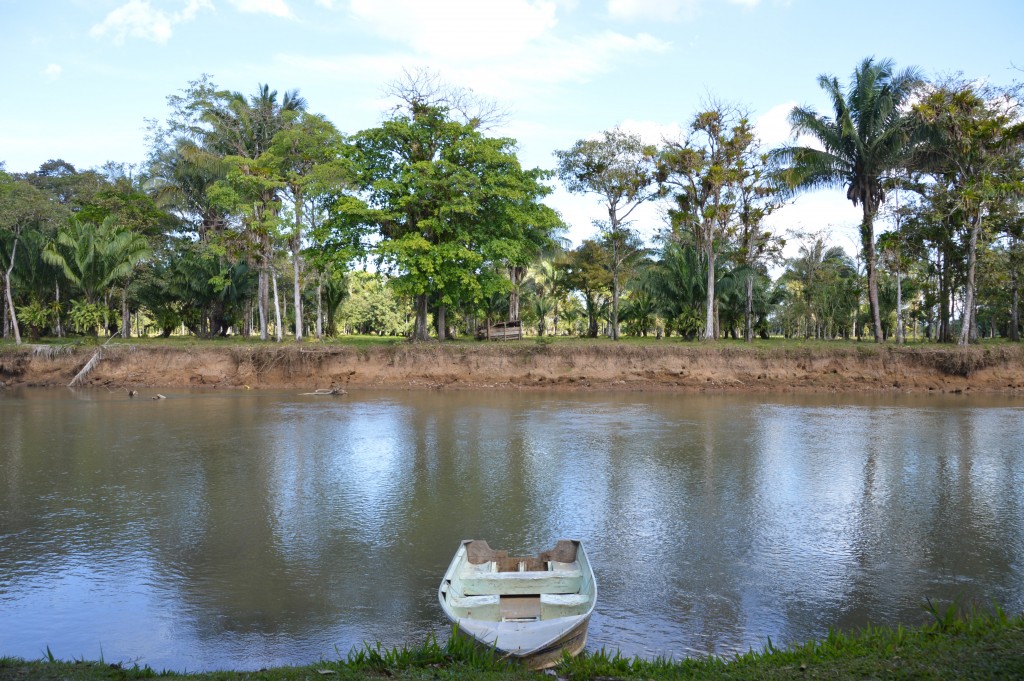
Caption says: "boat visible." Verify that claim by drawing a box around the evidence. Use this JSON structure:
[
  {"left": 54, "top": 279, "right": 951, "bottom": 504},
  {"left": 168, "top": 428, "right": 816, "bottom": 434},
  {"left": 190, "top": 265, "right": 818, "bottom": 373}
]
[{"left": 437, "top": 539, "right": 596, "bottom": 669}]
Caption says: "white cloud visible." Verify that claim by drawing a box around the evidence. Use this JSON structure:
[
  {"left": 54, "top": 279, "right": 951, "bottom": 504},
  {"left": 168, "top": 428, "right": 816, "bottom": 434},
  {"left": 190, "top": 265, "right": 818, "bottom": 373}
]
[
  {"left": 349, "top": 0, "right": 558, "bottom": 59},
  {"left": 90, "top": 0, "right": 212, "bottom": 45},
  {"left": 754, "top": 100, "right": 795, "bottom": 147},
  {"left": 618, "top": 118, "right": 684, "bottom": 144},
  {"left": 276, "top": 28, "right": 670, "bottom": 103},
  {"left": 608, "top": 0, "right": 762, "bottom": 21},
  {"left": 227, "top": 0, "right": 294, "bottom": 18},
  {"left": 607, "top": 0, "right": 699, "bottom": 21},
  {"left": 43, "top": 64, "right": 63, "bottom": 80}
]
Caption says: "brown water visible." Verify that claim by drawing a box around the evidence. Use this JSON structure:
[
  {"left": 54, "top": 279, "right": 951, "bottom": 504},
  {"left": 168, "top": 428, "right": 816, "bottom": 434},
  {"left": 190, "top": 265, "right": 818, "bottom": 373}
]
[{"left": 1, "top": 387, "right": 1023, "bottom": 671}]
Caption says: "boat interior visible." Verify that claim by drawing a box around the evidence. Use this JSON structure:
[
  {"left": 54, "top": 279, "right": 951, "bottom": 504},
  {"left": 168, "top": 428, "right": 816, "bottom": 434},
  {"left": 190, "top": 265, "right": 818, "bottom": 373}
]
[{"left": 447, "top": 540, "right": 591, "bottom": 622}]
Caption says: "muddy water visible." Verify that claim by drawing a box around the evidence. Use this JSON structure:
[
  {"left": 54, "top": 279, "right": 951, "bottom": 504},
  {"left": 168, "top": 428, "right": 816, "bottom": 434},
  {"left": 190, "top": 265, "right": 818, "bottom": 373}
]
[{"left": 1, "top": 388, "right": 1023, "bottom": 671}]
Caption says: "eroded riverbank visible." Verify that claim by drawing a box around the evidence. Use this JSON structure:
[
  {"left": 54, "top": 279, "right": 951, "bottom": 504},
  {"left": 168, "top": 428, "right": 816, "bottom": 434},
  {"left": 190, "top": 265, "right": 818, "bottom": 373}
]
[{"left": 2, "top": 341, "right": 1024, "bottom": 393}]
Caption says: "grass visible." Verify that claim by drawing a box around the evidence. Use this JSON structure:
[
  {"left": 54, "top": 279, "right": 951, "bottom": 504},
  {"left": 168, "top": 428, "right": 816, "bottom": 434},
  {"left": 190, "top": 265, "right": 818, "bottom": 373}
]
[
  {"left": 3, "top": 607, "right": 1022, "bottom": 681},
  {"left": 3, "top": 330, "right": 1022, "bottom": 352}
]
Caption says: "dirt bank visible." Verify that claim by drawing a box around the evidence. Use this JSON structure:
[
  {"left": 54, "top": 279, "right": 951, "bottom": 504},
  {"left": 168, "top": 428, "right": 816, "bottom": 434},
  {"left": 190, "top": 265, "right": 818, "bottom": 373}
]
[{"left": 3, "top": 342, "right": 1024, "bottom": 394}]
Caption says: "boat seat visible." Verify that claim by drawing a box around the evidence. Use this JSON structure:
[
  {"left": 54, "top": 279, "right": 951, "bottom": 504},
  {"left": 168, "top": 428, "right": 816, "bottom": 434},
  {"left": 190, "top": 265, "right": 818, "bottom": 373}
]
[
  {"left": 449, "top": 594, "right": 500, "bottom": 620},
  {"left": 540, "top": 593, "right": 590, "bottom": 618},
  {"left": 461, "top": 569, "right": 583, "bottom": 596}
]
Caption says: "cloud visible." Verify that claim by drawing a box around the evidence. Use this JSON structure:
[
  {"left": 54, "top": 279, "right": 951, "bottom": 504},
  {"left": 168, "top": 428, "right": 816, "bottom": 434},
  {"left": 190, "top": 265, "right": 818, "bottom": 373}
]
[
  {"left": 607, "top": 0, "right": 699, "bottom": 21},
  {"left": 90, "top": 0, "right": 212, "bottom": 45},
  {"left": 349, "top": 0, "right": 559, "bottom": 59},
  {"left": 227, "top": 0, "right": 294, "bottom": 18},
  {"left": 43, "top": 64, "right": 63, "bottom": 80},
  {"left": 754, "top": 100, "right": 796, "bottom": 147},
  {"left": 276, "top": 25, "right": 670, "bottom": 103},
  {"left": 608, "top": 0, "right": 762, "bottom": 21}
]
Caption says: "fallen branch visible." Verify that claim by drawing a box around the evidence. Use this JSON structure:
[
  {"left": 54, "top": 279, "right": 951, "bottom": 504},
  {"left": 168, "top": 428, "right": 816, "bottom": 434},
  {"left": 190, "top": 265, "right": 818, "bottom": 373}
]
[
  {"left": 300, "top": 388, "right": 348, "bottom": 396},
  {"left": 67, "top": 331, "right": 123, "bottom": 388}
]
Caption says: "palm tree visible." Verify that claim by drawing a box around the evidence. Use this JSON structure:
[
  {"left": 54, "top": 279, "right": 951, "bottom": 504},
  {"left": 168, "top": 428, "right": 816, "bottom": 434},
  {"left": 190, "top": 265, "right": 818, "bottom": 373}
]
[
  {"left": 781, "top": 236, "right": 858, "bottom": 338},
  {"left": 774, "top": 57, "right": 922, "bottom": 342},
  {"left": 203, "top": 84, "right": 307, "bottom": 341},
  {"left": 43, "top": 217, "right": 150, "bottom": 305}
]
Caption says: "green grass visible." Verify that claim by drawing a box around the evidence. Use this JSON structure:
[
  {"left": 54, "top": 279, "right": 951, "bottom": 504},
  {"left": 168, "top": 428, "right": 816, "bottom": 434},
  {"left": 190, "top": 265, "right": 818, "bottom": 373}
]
[
  {"left": 3, "top": 330, "right": 1021, "bottom": 352},
  {"left": 3, "top": 608, "right": 1022, "bottom": 681}
]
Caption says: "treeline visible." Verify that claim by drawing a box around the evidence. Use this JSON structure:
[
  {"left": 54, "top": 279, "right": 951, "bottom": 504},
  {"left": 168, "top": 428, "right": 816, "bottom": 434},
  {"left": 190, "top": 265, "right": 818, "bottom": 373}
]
[{"left": 1, "top": 61, "right": 1022, "bottom": 346}]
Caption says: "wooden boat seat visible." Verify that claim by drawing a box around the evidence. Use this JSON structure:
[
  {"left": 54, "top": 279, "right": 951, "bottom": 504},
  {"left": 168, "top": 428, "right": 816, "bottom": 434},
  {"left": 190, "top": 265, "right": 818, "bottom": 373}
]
[
  {"left": 448, "top": 594, "right": 500, "bottom": 620},
  {"left": 461, "top": 568, "right": 583, "bottom": 596},
  {"left": 540, "top": 593, "right": 591, "bottom": 618}
]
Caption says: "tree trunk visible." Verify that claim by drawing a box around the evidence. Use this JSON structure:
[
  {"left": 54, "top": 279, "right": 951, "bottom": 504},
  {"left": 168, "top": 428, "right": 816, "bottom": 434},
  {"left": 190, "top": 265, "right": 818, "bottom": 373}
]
[
  {"left": 413, "top": 293, "right": 430, "bottom": 340},
  {"left": 3, "top": 271, "right": 20, "bottom": 345},
  {"left": 3, "top": 235, "right": 21, "bottom": 344},
  {"left": 1011, "top": 255, "right": 1021, "bottom": 342},
  {"left": 436, "top": 304, "right": 447, "bottom": 341},
  {"left": 508, "top": 266, "right": 524, "bottom": 321},
  {"left": 610, "top": 227, "right": 620, "bottom": 341},
  {"left": 258, "top": 268, "right": 269, "bottom": 340},
  {"left": 121, "top": 288, "right": 130, "bottom": 339},
  {"left": 703, "top": 246, "right": 715, "bottom": 341},
  {"left": 316, "top": 280, "right": 323, "bottom": 340},
  {"left": 744, "top": 273, "right": 754, "bottom": 343},
  {"left": 938, "top": 249, "right": 951, "bottom": 342},
  {"left": 293, "top": 191, "right": 303, "bottom": 343},
  {"left": 895, "top": 269, "right": 904, "bottom": 345},
  {"left": 958, "top": 212, "right": 982, "bottom": 346},
  {"left": 272, "top": 269, "right": 283, "bottom": 343},
  {"left": 861, "top": 206, "right": 884, "bottom": 343}
]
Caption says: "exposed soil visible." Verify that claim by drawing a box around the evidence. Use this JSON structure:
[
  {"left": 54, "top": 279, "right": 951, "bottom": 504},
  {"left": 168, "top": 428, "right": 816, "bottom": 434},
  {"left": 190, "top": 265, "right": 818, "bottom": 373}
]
[{"left": 3, "top": 342, "right": 1024, "bottom": 394}]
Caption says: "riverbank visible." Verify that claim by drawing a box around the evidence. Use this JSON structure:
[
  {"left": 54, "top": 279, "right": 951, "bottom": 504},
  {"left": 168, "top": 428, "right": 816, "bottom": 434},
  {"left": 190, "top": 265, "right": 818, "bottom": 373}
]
[
  {"left": 2, "top": 338, "right": 1024, "bottom": 393},
  {"left": 2, "top": 606, "right": 1022, "bottom": 680}
]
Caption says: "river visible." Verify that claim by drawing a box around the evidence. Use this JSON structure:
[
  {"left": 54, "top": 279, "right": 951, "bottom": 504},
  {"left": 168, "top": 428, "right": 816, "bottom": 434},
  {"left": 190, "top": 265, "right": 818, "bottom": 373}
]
[{"left": 1, "top": 387, "right": 1022, "bottom": 671}]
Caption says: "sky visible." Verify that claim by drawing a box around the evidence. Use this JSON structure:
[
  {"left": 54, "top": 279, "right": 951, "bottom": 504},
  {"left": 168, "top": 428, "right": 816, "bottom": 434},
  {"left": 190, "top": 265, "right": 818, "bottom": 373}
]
[{"left": 2, "top": 0, "right": 1022, "bottom": 253}]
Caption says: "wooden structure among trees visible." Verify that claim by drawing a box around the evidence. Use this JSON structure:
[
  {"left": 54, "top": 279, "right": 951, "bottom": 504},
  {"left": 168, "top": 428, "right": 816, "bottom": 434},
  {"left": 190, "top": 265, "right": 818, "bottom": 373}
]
[{"left": 477, "top": 320, "right": 522, "bottom": 341}]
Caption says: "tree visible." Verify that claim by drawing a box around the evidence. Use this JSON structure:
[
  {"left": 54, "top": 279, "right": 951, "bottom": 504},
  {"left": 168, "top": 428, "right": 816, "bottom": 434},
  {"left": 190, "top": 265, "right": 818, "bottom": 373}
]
[
  {"left": 659, "top": 105, "right": 760, "bottom": 340},
  {"left": 42, "top": 216, "right": 151, "bottom": 327},
  {"left": 780, "top": 233, "right": 859, "bottom": 338},
  {"left": 556, "top": 127, "right": 658, "bottom": 340},
  {"left": 640, "top": 240, "right": 707, "bottom": 339},
  {"left": 203, "top": 83, "right": 307, "bottom": 340},
  {"left": 913, "top": 80, "right": 1024, "bottom": 345},
  {"left": 774, "top": 57, "right": 923, "bottom": 342},
  {"left": 265, "top": 112, "right": 351, "bottom": 342},
  {"left": 564, "top": 240, "right": 612, "bottom": 337},
  {"left": 0, "top": 173, "right": 64, "bottom": 343},
  {"left": 354, "top": 87, "right": 559, "bottom": 341}
]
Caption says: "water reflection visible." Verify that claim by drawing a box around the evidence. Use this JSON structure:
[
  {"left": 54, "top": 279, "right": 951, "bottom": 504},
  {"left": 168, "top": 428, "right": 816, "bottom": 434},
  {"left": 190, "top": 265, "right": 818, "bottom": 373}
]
[{"left": 1, "top": 388, "right": 1022, "bottom": 669}]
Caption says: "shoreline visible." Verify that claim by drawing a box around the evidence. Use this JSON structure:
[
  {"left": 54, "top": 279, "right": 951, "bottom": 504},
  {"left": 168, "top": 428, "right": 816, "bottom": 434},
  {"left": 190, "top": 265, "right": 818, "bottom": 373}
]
[{"left": 3, "top": 341, "right": 1024, "bottom": 394}]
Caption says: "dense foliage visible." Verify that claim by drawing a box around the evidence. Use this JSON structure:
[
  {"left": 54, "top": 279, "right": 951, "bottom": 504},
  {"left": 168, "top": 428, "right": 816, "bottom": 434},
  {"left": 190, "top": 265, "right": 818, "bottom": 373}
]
[{"left": 1, "top": 62, "right": 1021, "bottom": 345}]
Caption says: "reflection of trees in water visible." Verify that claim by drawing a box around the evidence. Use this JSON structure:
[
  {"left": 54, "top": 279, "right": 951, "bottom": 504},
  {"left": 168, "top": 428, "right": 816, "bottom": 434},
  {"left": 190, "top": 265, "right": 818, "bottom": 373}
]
[{"left": 2, "top": 391, "right": 1023, "bottom": 666}]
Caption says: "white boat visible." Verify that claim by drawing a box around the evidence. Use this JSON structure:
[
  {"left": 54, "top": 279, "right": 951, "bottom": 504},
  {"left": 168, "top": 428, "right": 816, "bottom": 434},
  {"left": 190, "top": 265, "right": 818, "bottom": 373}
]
[{"left": 438, "top": 539, "right": 596, "bottom": 669}]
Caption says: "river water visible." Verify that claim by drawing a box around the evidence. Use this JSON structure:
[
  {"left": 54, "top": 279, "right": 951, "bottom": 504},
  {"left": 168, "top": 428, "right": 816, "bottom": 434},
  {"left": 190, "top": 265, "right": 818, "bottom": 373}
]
[{"left": 1, "top": 387, "right": 1023, "bottom": 671}]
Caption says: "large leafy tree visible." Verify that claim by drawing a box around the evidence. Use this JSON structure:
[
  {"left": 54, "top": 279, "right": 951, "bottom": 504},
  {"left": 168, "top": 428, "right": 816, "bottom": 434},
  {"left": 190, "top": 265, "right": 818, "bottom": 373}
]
[
  {"left": 556, "top": 127, "right": 658, "bottom": 340},
  {"left": 774, "top": 57, "right": 923, "bottom": 342},
  {"left": 353, "top": 96, "right": 559, "bottom": 341}
]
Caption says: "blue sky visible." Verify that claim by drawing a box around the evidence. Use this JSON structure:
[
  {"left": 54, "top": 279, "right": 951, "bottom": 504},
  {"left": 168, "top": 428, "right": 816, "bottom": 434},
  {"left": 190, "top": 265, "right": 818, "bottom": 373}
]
[{"left": 3, "top": 0, "right": 1022, "bottom": 251}]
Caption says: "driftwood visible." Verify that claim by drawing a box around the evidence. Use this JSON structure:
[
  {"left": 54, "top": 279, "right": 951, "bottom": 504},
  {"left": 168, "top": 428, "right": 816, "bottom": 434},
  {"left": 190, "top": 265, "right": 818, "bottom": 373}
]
[
  {"left": 300, "top": 387, "right": 347, "bottom": 396},
  {"left": 67, "top": 331, "right": 122, "bottom": 388}
]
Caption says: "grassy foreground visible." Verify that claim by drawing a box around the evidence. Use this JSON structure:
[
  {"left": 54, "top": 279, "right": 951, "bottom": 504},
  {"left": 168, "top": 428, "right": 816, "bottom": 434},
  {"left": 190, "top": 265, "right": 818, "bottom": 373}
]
[{"left": 3, "top": 606, "right": 1022, "bottom": 681}]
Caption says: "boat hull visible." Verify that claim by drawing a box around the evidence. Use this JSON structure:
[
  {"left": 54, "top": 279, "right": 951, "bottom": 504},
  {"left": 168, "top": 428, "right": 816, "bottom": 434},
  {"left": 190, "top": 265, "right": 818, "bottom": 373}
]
[{"left": 438, "top": 539, "right": 596, "bottom": 670}]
